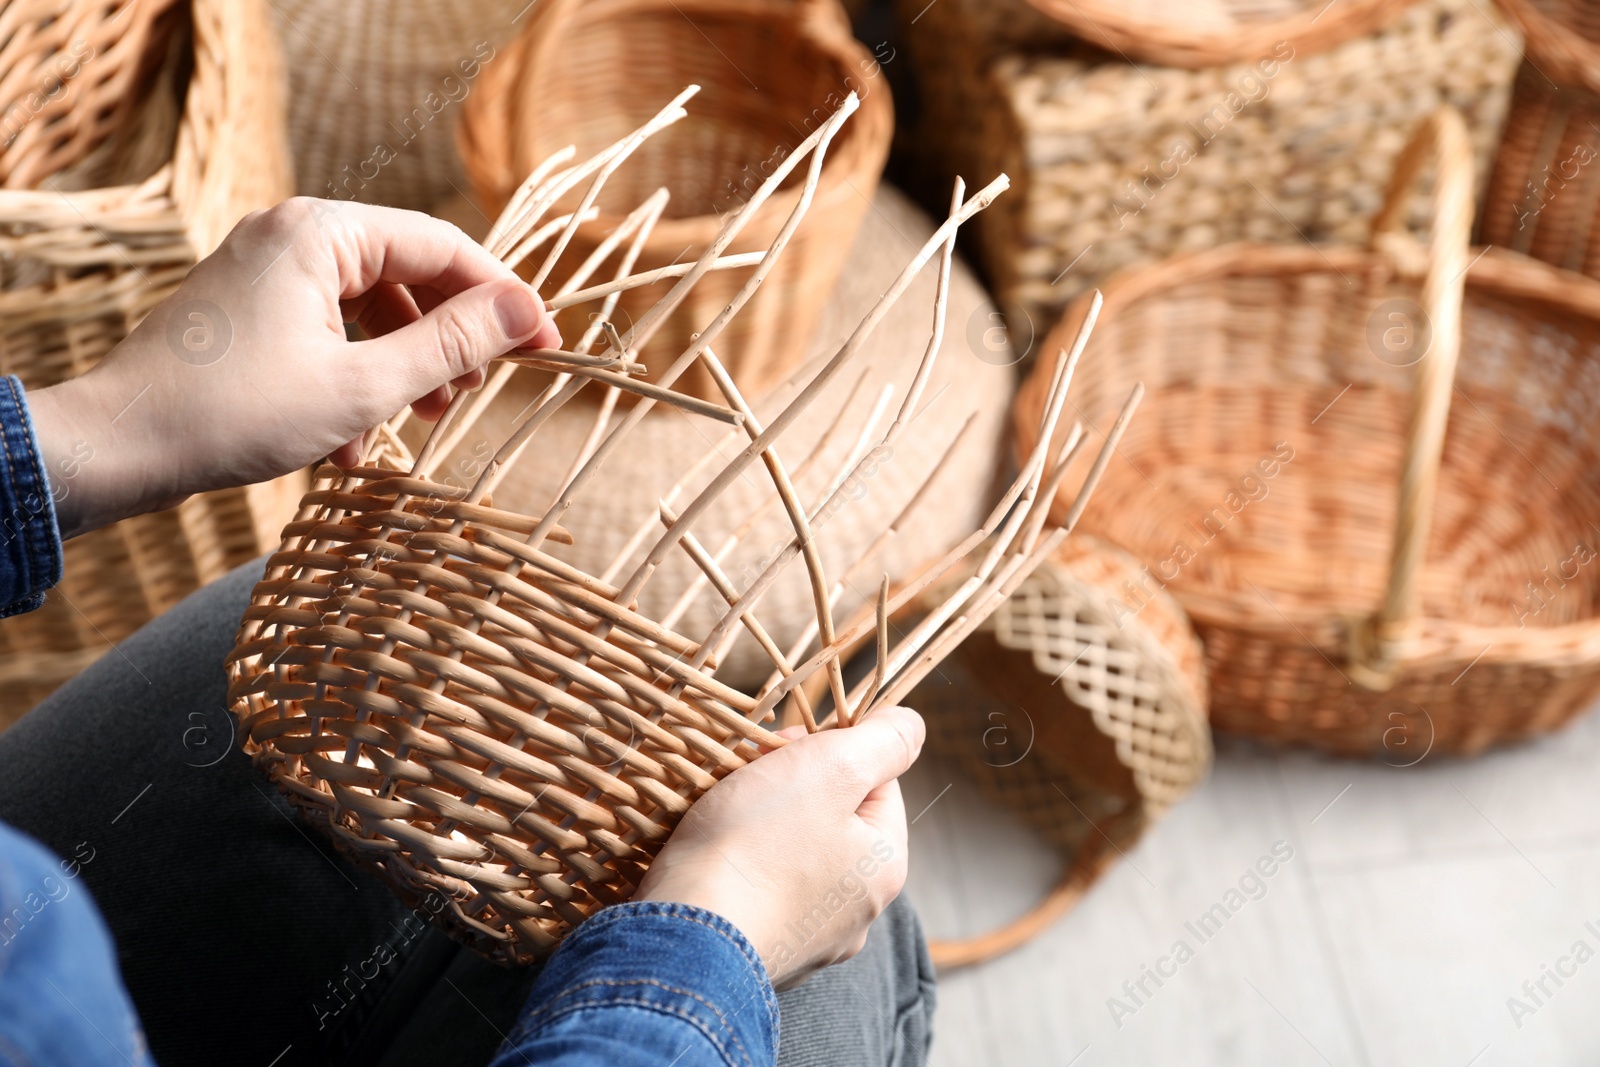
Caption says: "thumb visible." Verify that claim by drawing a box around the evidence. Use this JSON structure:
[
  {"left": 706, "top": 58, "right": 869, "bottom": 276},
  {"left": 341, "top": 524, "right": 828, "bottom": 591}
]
[
  {"left": 356, "top": 280, "right": 557, "bottom": 407},
  {"left": 784, "top": 705, "right": 925, "bottom": 810}
]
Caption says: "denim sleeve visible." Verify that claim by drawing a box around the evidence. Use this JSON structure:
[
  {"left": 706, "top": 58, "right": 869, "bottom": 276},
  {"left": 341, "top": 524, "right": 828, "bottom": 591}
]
[
  {"left": 0, "top": 821, "right": 154, "bottom": 1065},
  {"left": 0, "top": 376, "right": 62, "bottom": 618},
  {"left": 491, "top": 902, "right": 780, "bottom": 1067}
]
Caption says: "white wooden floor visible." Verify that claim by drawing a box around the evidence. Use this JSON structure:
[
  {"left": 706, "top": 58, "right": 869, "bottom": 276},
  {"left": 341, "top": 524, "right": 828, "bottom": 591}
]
[{"left": 904, "top": 690, "right": 1600, "bottom": 1066}]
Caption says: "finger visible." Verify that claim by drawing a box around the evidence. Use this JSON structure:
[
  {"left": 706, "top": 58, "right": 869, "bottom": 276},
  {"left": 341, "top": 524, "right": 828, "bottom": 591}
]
[
  {"left": 410, "top": 383, "right": 454, "bottom": 421},
  {"left": 855, "top": 776, "right": 907, "bottom": 847},
  {"left": 779, "top": 706, "right": 925, "bottom": 809},
  {"left": 344, "top": 282, "right": 422, "bottom": 339},
  {"left": 323, "top": 201, "right": 522, "bottom": 300},
  {"left": 351, "top": 279, "right": 550, "bottom": 413}
]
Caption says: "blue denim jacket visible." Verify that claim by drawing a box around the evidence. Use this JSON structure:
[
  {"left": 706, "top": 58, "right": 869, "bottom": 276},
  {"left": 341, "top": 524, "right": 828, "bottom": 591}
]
[{"left": 0, "top": 377, "right": 779, "bottom": 1066}]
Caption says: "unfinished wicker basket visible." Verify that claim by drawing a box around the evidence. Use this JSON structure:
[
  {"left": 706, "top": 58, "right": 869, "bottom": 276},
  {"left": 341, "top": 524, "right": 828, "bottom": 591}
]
[
  {"left": 1018, "top": 107, "right": 1600, "bottom": 756},
  {"left": 228, "top": 90, "right": 1137, "bottom": 964},
  {"left": 413, "top": 185, "right": 1019, "bottom": 689},
  {"left": 459, "top": 0, "right": 892, "bottom": 402},
  {"left": 898, "top": 0, "right": 1518, "bottom": 339},
  {"left": 920, "top": 534, "right": 1209, "bottom": 968},
  {"left": 1480, "top": 3, "right": 1600, "bottom": 278},
  {"left": 0, "top": 0, "right": 297, "bottom": 719}
]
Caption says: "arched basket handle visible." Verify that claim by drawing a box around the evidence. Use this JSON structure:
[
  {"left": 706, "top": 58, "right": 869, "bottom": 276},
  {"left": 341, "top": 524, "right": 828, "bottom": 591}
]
[{"left": 1348, "top": 108, "right": 1475, "bottom": 690}]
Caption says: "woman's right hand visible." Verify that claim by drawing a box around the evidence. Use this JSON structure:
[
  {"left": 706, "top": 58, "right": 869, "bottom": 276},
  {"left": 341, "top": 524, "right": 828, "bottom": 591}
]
[{"left": 636, "top": 706, "right": 925, "bottom": 989}]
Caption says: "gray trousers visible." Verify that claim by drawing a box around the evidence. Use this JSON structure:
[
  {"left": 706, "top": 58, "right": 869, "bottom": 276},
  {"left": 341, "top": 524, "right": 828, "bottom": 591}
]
[{"left": 0, "top": 560, "right": 935, "bottom": 1066}]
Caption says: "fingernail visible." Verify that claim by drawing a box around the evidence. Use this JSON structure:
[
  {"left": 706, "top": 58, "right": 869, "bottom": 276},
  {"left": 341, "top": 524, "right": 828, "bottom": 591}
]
[{"left": 494, "top": 287, "right": 542, "bottom": 339}]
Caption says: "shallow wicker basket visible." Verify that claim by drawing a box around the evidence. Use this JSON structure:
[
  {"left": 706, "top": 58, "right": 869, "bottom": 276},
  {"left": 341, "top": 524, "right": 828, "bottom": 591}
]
[
  {"left": 1017, "top": 108, "right": 1600, "bottom": 756},
  {"left": 228, "top": 92, "right": 1133, "bottom": 964},
  {"left": 0, "top": 0, "right": 297, "bottom": 719},
  {"left": 917, "top": 534, "right": 1209, "bottom": 968},
  {"left": 1480, "top": 3, "right": 1600, "bottom": 278},
  {"left": 898, "top": 0, "right": 1518, "bottom": 339},
  {"left": 459, "top": 0, "right": 892, "bottom": 402}
]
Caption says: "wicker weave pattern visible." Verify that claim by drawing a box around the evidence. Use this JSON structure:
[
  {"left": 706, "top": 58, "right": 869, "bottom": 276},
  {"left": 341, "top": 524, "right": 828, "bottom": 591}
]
[
  {"left": 460, "top": 0, "right": 892, "bottom": 402},
  {"left": 1016, "top": 111, "right": 1600, "bottom": 755},
  {"left": 270, "top": 0, "right": 525, "bottom": 210},
  {"left": 987, "top": 537, "right": 1209, "bottom": 811},
  {"left": 899, "top": 0, "right": 1518, "bottom": 336},
  {"left": 0, "top": 0, "right": 296, "bottom": 718}
]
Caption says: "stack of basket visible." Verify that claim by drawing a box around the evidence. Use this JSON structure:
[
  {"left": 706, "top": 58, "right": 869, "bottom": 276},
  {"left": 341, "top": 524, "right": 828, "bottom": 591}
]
[
  {"left": 0, "top": 0, "right": 298, "bottom": 720},
  {"left": 896, "top": 0, "right": 1520, "bottom": 340}
]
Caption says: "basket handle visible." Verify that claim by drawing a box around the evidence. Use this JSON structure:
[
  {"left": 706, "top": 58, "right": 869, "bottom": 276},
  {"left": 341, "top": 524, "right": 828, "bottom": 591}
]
[{"left": 1348, "top": 108, "right": 1475, "bottom": 689}]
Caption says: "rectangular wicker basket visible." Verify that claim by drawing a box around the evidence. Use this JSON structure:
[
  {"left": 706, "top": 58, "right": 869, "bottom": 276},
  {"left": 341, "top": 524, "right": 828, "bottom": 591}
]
[
  {"left": 0, "top": 0, "right": 297, "bottom": 722},
  {"left": 896, "top": 0, "right": 1520, "bottom": 338}
]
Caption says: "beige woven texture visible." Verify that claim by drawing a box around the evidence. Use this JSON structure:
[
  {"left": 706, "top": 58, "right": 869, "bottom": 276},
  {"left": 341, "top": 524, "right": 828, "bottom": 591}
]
[
  {"left": 423, "top": 186, "right": 1015, "bottom": 688},
  {"left": 270, "top": 0, "right": 526, "bottom": 210},
  {"left": 899, "top": 0, "right": 1518, "bottom": 336},
  {"left": 460, "top": 0, "right": 893, "bottom": 401},
  {"left": 1017, "top": 109, "right": 1600, "bottom": 756},
  {"left": 0, "top": 0, "right": 298, "bottom": 719}
]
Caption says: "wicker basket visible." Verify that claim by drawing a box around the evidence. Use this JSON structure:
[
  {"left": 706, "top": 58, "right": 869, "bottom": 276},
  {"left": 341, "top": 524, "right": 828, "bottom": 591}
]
[
  {"left": 1480, "top": 3, "right": 1600, "bottom": 278},
  {"left": 0, "top": 0, "right": 297, "bottom": 720},
  {"left": 459, "top": 0, "right": 892, "bottom": 402},
  {"left": 923, "top": 0, "right": 1413, "bottom": 68},
  {"left": 228, "top": 92, "right": 1132, "bottom": 964},
  {"left": 270, "top": 0, "right": 526, "bottom": 211},
  {"left": 898, "top": 0, "right": 1518, "bottom": 343},
  {"left": 917, "top": 534, "right": 1209, "bottom": 968},
  {"left": 1017, "top": 107, "right": 1600, "bottom": 756}
]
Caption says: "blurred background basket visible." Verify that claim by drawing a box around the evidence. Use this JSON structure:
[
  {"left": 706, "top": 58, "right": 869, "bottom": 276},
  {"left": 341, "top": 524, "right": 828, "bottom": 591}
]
[
  {"left": 896, "top": 0, "right": 1518, "bottom": 346},
  {"left": 269, "top": 0, "right": 523, "bottom": 211},
  {"left": 459, "top": 0, "right": 893, "bottom": 402},
  {"left": 909, "top": 534, "right": 1209, "bottom": 968},
  {"left": 1480, "top": 0, "right": 1600, "bottom": 278},
  {"left": 0, "top": 0, "right": 297, "bottom": 721},
  {"left": 1017, "top": 108, "right": 1600, "bottom": 756}
]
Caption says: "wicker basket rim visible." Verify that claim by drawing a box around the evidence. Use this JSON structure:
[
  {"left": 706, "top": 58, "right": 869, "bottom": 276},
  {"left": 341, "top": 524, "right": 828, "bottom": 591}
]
[
  {"left": 1017, "top": 241, "right": 1600, "bottom": 647},
  {"left": 1021, "top": 0, "right": 1415, "bottom": 68},
  {"left": 1494, "top": 0, "right": 1600, "bottom": 95},
  {"left": 470, "top": 0, "right": 893, "bottom": 235}
]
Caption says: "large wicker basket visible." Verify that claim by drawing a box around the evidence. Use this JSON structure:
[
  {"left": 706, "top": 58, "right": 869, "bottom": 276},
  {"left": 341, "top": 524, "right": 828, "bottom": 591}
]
[
  {"left": 0, "top": 0, "right": 297, "bottom": 720},
  {"left": 1480, "top": 2, "right": 1600, "bottom": 278},
  {"left": 459, "top": 0, "right": 892, "bottom": 402},
  {"left": 1017, "top": 108, "right": 1600, "bottom": 756},
  {"left": 898, "top": 0, "right": 1518, "bottom": 344},
  {"left": 919, "top": 534, "right": 1209, "bottom": 968}
]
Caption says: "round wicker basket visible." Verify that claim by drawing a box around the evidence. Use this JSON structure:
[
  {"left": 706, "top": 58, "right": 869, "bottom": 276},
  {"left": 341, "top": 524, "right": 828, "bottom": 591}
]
[
  {"left": 458, "top": 0, "right": 892, "bottom": 402},
  {"left": 1480, "top": 3, "right": 1600, "bottom": 279},
  {"left": 922, "top": 534, "right": 1210, "bottom": 967},
  {"left": 0, "top": 0, "right": 298, "bottom": 720},
  {"left": 1018, "top": 108, "right": 1600, "bottom": 756}
]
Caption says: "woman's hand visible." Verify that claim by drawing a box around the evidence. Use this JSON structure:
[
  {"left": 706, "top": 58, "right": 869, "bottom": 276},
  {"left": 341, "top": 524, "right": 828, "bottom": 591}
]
[
  {"left": 27, "top": 197, "right": 560, "bottom": 539},
  {"left": 636, "top": 706, "right": 925, "bottom": 990}
]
